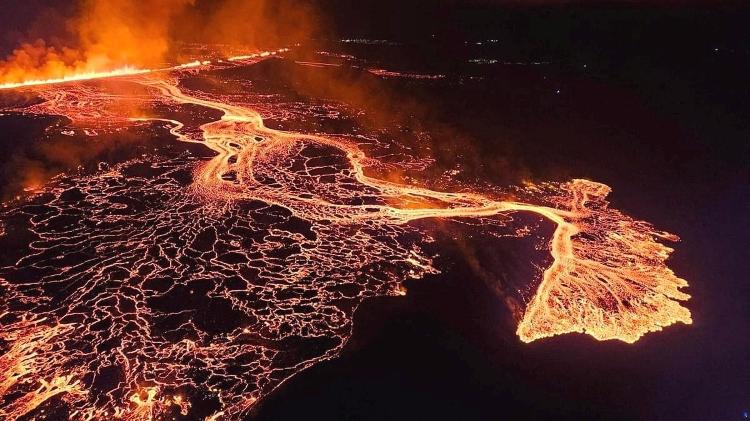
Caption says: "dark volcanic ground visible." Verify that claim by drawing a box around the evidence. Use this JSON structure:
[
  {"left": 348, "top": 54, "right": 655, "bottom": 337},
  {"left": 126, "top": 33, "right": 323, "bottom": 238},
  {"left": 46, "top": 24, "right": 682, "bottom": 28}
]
[
  {"left": 1, "top": 3, "right": 748, "bottom": 421},
  {"left": 251, "top": 7, "right": 749, "bottom": 421}
]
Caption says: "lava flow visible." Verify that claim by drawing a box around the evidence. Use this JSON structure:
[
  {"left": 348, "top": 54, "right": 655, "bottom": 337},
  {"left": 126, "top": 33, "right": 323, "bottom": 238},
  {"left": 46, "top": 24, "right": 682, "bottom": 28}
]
[{"left": 0, "top": 53, "right": 691, "bottom": 420}]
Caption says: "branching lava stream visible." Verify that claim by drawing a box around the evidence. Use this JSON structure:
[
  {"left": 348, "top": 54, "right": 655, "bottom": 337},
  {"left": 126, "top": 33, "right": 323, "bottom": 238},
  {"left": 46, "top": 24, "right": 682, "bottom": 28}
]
[{"left": 0, "top": 55, "right": 691, "bottom": 420}]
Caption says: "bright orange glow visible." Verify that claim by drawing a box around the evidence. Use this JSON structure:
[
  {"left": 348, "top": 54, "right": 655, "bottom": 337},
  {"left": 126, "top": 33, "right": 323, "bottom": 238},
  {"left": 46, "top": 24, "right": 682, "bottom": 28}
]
[
  {"left": 0, "top": 47, "right": 291, "bottom": 90},
  {"left": 0, "top": 0, "right": 312, "bottom": 88},
  {"left": 0, "top": 66, "right": 150, "bottom": 90},
  {"left": 0, "top": 1, "right": 195, "bottom": 87},
  {"left": 138, "top": 76, "right": 692, "bottom": 344},
  {"left": 0, "top": 50, "right": 691, "bottom": 420},
  {"left": 227, "top": 48, "right": 288, "bottom": 62}
]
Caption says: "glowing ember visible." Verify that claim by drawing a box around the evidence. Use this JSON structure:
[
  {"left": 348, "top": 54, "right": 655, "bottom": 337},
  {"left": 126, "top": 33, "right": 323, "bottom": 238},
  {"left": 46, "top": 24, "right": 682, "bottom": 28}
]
[{"left": 0, "top": 52, "right": 691, "bottom": 420}]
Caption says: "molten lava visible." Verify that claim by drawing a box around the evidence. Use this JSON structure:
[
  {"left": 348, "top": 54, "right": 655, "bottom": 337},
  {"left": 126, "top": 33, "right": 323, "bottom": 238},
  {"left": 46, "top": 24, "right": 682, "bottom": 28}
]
[
  {"left": 0, "top": 49, "right": 287, "bottom": 91},
  {"left": 0, "top": 50, "right": 691, "bottom": 420},
  {"left": 0, "top": 67, "right": 150, "bottom": 90}
]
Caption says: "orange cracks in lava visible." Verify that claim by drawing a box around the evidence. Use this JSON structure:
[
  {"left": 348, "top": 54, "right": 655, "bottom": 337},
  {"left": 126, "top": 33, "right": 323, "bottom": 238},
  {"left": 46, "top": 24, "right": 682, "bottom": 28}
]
[
  {"left": 124, "top": 386, "right": 190, "bottom": 421},
  {"left": 137, "top": 78, "right": 692, "bottom": 344},
  {"left": 0, "top": 319, "right": 86, "bottom": 420},
  {"left": 513, "top": 181, "right": 692, "bottom": 343},
  {"left": 0, "top": 56, "right": 691, "bottom": 420}
]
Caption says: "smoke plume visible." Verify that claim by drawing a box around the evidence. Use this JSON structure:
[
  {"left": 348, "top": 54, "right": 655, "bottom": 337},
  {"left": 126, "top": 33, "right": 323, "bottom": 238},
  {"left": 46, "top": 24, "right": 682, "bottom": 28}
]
[{"left": 0, "top": 0, "right": 320, "bottom": 84}]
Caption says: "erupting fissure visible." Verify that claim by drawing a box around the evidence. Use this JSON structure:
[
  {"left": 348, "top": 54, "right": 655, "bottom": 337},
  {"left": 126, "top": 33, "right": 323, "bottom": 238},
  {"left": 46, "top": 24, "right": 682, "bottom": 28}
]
[
  {"left": 0, "top": 52, "right": 691, "bottom": 420},
  {"left": 0, "top": 49, "right": 288, "bottom": 90}
]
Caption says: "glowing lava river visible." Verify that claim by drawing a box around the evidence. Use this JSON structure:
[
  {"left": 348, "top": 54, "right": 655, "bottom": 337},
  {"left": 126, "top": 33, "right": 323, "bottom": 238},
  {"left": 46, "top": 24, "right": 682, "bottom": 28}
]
[{"left": 0, "top": 53, "right": 691, "bottom": 420}]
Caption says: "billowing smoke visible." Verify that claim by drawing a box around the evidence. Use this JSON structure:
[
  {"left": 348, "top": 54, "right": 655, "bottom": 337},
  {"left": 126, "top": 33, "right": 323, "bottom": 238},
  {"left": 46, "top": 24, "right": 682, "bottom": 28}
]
[
  {"left": 0, "top": 0, "right": 320, "bottom": 84},
  {"left": 175, "top": 0, "right": 322, "bottom": 55},
  {"left": 75, "top": 0, "right": 196, "bottom": 67}
]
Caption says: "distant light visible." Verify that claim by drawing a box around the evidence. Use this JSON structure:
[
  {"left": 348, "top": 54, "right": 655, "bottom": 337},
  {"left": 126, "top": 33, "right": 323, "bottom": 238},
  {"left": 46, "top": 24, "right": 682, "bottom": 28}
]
[{"left": 555, "top": 89, "right": 561, "bottom": 95}]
